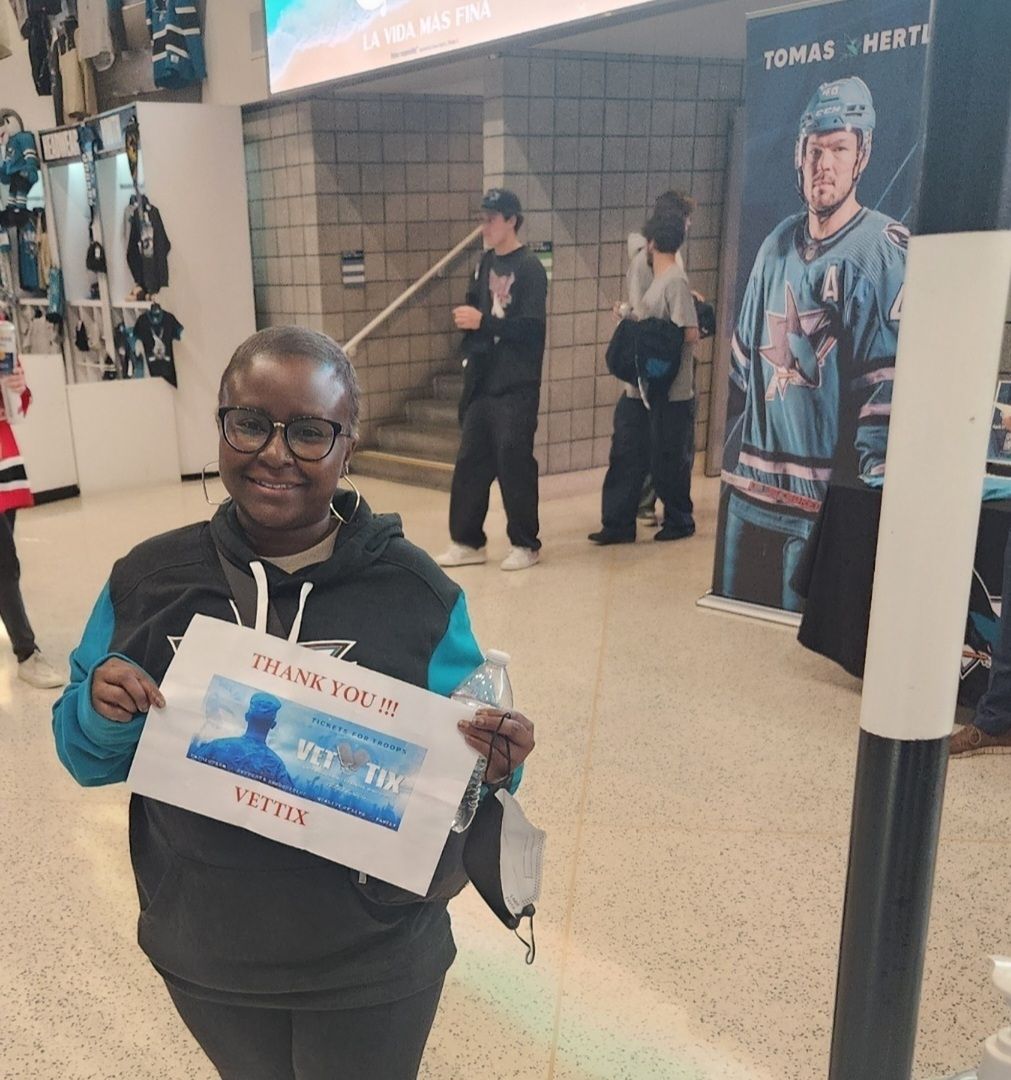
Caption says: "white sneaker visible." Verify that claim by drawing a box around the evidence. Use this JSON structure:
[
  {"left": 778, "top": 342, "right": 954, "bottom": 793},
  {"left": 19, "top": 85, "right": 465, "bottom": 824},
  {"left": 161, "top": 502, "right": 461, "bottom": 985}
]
[
  {"left": 435, "top": 543, "right": 487, "bottom": 567},
  {"left": 500, "top": 546, "right": 540, "bottom": 571},
  {"left": 17, "top": 650, "right": 64, "bottom": 689}
]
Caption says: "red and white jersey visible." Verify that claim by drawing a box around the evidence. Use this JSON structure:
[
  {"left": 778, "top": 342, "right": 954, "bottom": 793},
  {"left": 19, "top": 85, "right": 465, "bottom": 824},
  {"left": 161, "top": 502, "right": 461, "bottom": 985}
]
[{"left": 0, "top": 361, "right": 33, "bottom": 511}]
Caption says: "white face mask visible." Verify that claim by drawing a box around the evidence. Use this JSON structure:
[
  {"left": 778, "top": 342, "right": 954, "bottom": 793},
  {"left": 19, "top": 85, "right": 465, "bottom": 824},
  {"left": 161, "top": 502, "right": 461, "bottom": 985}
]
[{"left": 495, "top": 789, "right": 545, "bottom": 919}]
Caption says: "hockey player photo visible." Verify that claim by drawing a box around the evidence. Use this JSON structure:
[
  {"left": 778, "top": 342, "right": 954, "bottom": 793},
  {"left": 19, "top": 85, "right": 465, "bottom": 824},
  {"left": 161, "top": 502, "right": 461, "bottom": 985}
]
[
  {"left": 718, "top": 75, "right": 908, "bottom": 611},
  {"left": 988, "top": 380, "right": 1011, "bottom": 470}
]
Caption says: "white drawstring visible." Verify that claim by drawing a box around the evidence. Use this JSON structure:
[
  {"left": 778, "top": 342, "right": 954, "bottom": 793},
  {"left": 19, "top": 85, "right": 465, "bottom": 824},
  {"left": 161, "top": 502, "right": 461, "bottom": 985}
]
[
  {"left": 250, "top": 560, "right": 269, "bottom": 634},
  {"left": 288, "top": 581, "right": 313, "bottom": 643},
  {"left": 247, "top": 560, "right": 312, "bottom": 641}
]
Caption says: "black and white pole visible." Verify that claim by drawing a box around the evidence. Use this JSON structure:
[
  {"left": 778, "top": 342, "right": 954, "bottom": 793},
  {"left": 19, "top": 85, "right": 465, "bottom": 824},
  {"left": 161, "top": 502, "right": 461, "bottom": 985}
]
[{"left": 827, "top": 2, "right": 1011, "bottom": 1077}]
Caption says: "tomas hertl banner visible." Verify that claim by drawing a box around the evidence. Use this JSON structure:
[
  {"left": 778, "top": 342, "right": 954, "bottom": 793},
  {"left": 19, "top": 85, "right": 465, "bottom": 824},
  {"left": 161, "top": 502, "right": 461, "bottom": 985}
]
[{"left": 711, "top": 0, "right": 930, "bottom": 614}]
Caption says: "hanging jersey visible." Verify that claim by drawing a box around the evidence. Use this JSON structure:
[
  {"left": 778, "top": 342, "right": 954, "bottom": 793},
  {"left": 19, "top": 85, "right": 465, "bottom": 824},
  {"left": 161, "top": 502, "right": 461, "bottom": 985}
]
[
  {"left": 146, "top": 0, "right": 206, "bottom": 89},
  {"left": 113, "top": 321, "right": 142, "bottom": 378},
  {"left": 726, "top": 207, "right": 907, "bottom": 516},
  {"left": 0, "top": 130, "right": 39, "bottom": 187},
  {"left": 0, "top": 420, "right": 33, "bottom": 512},
  {"left": 18, "top": 215, "right": 40, "bottom": 292},
  {"left": 134, "top": 307, "right": 182, "bottom": 386},
  {"left": 126, "top": 194, "right": 171, "bottom": 295}
]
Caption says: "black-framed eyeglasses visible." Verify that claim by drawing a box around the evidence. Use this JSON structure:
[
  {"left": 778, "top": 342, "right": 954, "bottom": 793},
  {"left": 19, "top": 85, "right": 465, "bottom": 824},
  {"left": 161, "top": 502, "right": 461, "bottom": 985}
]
[{"left": 218, "top": 407, "right": 351, "bottom": 462}]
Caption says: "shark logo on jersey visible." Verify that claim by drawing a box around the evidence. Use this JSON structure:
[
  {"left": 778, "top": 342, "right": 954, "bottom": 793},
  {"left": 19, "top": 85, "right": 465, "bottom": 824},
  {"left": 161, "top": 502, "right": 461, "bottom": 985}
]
[
  {"left": 168, "top": 635, "right": 357, "bottom": 661},
  {"left": 759, "top": 282, "right": 838, "bottom": 400}
]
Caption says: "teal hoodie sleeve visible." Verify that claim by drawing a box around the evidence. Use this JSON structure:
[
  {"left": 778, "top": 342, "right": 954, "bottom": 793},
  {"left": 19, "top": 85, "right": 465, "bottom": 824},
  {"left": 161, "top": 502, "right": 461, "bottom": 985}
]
[
  {"left": 427, "top": 591, "right": 523, "bottom": 795},
  {"left": 52, "top": 583, "right": 148, "bottom": 787}
]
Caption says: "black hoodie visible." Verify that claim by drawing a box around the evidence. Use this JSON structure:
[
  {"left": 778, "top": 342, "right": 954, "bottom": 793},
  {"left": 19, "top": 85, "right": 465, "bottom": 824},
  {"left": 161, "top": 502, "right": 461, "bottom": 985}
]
[{"left": 53, "top": 493, "right": 486, "bottom": 1007}]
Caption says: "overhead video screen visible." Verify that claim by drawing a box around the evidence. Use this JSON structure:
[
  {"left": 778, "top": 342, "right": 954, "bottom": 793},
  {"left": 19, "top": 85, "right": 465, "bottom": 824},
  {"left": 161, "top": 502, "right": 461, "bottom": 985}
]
[{"left": 266, "top": 0, "right": 657, "bottom": 91}]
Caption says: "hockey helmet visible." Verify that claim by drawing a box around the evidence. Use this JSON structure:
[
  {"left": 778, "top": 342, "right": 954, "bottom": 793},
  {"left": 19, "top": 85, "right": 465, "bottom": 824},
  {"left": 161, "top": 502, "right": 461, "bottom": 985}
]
[{"left": 795, "top": 76, "right": 876, "bottom": 172}]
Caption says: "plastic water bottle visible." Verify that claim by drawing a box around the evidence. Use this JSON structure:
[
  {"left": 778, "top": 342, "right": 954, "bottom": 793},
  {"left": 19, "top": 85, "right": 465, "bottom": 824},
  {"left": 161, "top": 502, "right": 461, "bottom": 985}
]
[
  {"left": 450, "top": 649, "right": 512, "bottom": 833},
  {"left": 0, "top": 321, "right": 15, "bottom": 375},
  {"left": 936, "top": 956, "right": 1011, "bottom": 1080}
]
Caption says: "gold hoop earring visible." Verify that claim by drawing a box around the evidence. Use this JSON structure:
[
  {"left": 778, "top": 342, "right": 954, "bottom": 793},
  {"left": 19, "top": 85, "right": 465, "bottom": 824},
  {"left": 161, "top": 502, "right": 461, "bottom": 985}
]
[
  {"left": 202, "top": 462, "right": 230, "bottom": 507},
  {"left": 330, "top": 471, "right": 362, "bottom": 527}
]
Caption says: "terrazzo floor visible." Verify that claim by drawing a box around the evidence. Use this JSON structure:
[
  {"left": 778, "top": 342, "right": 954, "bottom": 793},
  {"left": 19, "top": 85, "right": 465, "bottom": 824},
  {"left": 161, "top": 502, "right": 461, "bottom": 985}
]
[{"left": 2, "top": 471, "right": 1008, "bottom": 1080}]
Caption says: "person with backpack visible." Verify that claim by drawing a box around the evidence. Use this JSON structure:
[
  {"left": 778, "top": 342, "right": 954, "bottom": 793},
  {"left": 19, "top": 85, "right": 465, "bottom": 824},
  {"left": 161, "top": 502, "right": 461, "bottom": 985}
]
[{"left": 590, "top": 214, "right": 700, "bottom": 545}]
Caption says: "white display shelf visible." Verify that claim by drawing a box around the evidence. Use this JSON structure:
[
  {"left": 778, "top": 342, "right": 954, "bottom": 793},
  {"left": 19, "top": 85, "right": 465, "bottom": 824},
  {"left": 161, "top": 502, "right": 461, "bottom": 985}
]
[
  {"left": 67, "top": 378, "right": 180, "bottom": 494},
  {"left": 40, "top": 101, "right": 255, "bottom": 483},
  {"left": 16, "top": 353, "right": 77, "bottom": 496}
]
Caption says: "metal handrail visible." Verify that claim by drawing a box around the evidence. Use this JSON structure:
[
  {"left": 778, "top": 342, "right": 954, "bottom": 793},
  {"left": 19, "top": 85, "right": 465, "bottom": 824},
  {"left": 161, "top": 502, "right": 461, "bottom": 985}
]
[{"left": 343, "top": 224, "right": 482, "bottom": 358}]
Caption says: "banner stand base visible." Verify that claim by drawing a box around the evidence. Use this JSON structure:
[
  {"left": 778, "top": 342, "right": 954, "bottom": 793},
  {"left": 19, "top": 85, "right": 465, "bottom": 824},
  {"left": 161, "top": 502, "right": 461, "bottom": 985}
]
[{"left": 696, "top": 591, "right": 802, "bottom": 629}]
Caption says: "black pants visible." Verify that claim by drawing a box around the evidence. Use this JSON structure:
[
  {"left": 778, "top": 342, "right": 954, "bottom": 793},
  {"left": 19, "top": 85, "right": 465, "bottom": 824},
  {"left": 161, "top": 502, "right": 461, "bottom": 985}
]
[
  {"left": 0, "top": 509, "right": 36, "bottom": 662},
  {"left": 450, "top": 389, "right": 541, "bottom": 551},
  {"left": 166, "top": 977, "right": 445, "bottom": 1080},
  {"left": 600, "top": 395, "right": 695, "bottom": 536}
]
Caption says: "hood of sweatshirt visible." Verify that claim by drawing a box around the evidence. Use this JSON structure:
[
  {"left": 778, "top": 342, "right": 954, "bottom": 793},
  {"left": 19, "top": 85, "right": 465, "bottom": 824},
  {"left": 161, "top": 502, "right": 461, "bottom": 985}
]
[{"left": 207, "top": 492, "right": 405, "bottom": 640}]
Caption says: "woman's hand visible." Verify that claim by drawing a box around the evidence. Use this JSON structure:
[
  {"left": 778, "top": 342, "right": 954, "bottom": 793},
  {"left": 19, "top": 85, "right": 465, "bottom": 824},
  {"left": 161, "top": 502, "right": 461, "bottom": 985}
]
[
  {"left": 91, "top": 658, "right": 165, "bottom": 722},
  {"left": 1, "top": 369, "right": 27, "bottom": 394},
  {"left": 458, "top": 707, "right": 535, "bottom": 784}
]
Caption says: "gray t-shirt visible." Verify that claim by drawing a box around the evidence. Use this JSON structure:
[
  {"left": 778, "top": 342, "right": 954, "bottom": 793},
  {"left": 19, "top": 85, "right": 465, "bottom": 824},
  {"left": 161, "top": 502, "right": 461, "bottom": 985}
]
[
  {"left": 633, "top": 262, "right": 697, "bottom": 402},
  {"left": 261, "top": 529, "right": 338, "bottom": 574},
  {"left": 626, "top": 233, "right": 686, "bottom": 309}
]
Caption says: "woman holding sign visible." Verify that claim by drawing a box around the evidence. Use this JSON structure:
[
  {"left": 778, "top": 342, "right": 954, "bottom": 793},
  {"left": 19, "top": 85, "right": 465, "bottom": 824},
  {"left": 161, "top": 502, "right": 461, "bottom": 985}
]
[{"left": 52, "top": 327, "right": 536, "bottom": 1080}]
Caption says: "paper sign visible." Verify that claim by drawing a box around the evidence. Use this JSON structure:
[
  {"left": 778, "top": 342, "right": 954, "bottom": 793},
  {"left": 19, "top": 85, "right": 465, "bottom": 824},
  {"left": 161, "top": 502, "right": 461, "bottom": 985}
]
[
  {"left": 99, "top": 112, "right": 122, "bottom": 150},
  {"left": 341, "top": 250, "right": 365, "bottom": 286},
  {"left": 127, "top": 615, "right": 480, "bottom": 895},
  {"left": 40, "top": 127, "right": 79, "bottom": 162}
]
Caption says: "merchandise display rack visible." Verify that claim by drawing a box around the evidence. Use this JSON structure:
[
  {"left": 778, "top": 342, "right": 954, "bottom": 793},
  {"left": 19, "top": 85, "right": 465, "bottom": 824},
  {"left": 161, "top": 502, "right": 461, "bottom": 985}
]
[
  {"left": 36, "top": 101, "right": 255, "bottom": 493},
  {"left": 0, "top": 108, "right": 77, "bottom": 500}
]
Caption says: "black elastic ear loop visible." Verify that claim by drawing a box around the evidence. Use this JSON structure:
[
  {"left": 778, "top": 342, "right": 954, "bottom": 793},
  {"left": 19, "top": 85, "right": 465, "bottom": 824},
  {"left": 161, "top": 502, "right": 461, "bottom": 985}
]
[
  {"left": 484, "top": 711, "right": 512, "bottom": 785},
  {"left": 514, "top": 909, "right": 536, "bottom": 965},
  {"left": 490, "top": 712, "right": 529, "bottom": 959}
]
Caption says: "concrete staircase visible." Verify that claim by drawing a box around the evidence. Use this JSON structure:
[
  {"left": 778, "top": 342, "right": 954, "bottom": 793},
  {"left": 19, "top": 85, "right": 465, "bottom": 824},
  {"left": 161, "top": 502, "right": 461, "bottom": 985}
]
[{"left": 352, "top": 372, "right": 463, "bottom": 491}]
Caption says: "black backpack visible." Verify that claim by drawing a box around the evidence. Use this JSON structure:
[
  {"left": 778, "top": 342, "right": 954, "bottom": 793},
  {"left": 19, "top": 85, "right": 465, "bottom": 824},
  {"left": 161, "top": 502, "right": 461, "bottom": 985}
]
[{"left": 605, "top": 316, "right": 685, "bottom": 403}]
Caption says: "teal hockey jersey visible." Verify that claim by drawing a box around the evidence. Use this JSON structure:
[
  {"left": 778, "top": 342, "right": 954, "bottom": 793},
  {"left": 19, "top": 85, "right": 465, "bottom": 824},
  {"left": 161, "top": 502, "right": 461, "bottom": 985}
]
[
  {"left": 726, "top": 207, "right": 907, "bottom": 515},
  {"left": 146, "top": 0, "right": 206, "bottom": 89}
]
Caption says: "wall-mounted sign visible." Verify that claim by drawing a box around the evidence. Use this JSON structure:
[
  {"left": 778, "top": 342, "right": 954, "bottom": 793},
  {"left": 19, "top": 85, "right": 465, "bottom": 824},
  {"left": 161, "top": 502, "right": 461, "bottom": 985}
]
[
  {"left": 341, "top": 250, "right": 365, "bottom": 286},
  {"left": 530, "top": 240, "right": 553, "bottom": 281},
  {"left": 40, "top": 126, "right": 79, "bottom": 163}
]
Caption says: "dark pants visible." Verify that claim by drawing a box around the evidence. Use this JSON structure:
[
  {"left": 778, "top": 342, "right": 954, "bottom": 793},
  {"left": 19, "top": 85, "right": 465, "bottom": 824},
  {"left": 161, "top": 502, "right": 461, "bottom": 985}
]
[
  {"left": 0, "top": 509, "right": 36, "bottom": 662},
  {"left": 450, "top": 389, "right": 541, "bottom": 551},
  {"left": 720, "top": 491, "right": 813, "bottom": 613},
  {"left": 166, "top": 977, "right": 445, "bottom": 1080},
  {"left": 601, "top": 395, "right": 695, "bottom": 536},
  {"left": 975, "top": 530, "right": 1011, "bottom": 736}
]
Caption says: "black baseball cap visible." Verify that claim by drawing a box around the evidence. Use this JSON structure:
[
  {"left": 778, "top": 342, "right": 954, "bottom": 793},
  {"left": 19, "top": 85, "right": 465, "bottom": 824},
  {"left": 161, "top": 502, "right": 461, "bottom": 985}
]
[{"left": 480, "top": 188, "right": 522, "bottom": 217}]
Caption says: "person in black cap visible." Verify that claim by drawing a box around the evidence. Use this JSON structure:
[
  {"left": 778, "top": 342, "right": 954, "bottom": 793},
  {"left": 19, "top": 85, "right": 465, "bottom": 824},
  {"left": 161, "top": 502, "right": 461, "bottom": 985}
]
[{"left": 436, "top": 188, "right": 548, "bottom": 572}]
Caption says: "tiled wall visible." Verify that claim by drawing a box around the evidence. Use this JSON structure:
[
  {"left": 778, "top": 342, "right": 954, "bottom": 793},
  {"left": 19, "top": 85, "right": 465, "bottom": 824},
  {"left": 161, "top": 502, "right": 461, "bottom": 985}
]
[
  {"left": 484, "top": 50, "right": 742, "bottom": 473},
  {"left": 242, "top": 49, "right": 742, "bottom": 473},
  {"left": 244, "top": 99, "right": 321, "bottom": 330},
  {"left": 243, "top": 94, "right": 484, "bottom": 444}
]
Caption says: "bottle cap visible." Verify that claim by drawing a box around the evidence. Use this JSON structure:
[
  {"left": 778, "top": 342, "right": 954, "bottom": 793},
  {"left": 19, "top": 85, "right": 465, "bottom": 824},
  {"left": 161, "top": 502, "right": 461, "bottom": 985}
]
[{"left": 485, "top": 649, "right": 511, "bottom": 665}]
